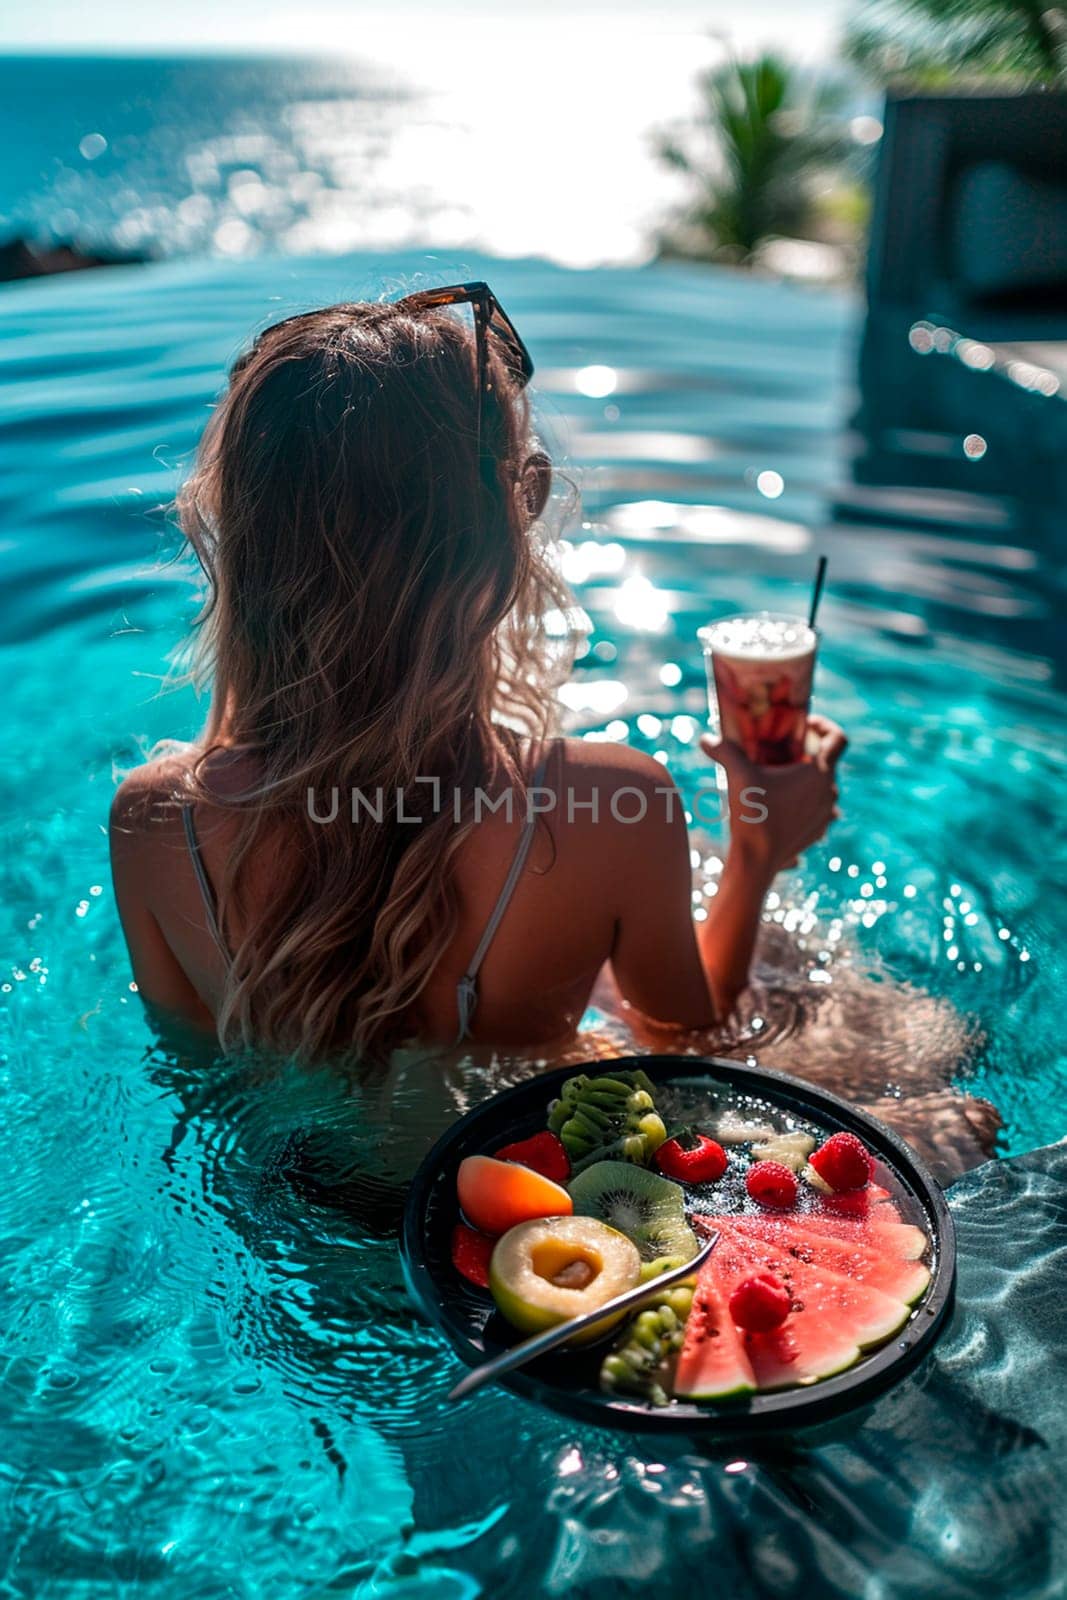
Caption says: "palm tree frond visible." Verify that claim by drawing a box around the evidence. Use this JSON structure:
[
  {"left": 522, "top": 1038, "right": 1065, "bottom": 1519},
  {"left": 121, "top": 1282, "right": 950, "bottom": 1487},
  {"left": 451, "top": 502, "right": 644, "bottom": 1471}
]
[
  {"left": 658, "top": 52, "right": 851, "bottom": 260},
  {"left": 844, "top": 0, "right": 1067, "bottom": 83}
]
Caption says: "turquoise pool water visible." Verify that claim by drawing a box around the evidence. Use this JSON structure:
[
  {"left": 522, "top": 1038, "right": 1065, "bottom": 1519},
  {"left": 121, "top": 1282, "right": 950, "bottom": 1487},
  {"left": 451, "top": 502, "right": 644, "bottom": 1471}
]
[{"left": 1, "top": 251, "right": 1065, "bottom": 1596}]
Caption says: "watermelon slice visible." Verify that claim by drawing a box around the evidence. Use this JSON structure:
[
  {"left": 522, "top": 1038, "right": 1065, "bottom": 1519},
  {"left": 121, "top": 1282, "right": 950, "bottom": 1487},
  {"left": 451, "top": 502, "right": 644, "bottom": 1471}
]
[
  {"left": 798, "top": 1215, "right": 928, "bottom": 1261},
  {"left": 676, "top": 1219, "right": 917, "bottom": 1395},
  {"left": 729, "top": 1215, "right": 931, "bottom": 1305},
  {"left": 817, "top": 1182, "right": 900, "bottom": 1220},
  {"left": 670, "top": 1179, "right": 932, "bottom": 1403},
  {"left": 673, "top": 1266, "right": 757, "bottom": 1401},
  {"left": 708, "top": 1224, "right": 912, "bottom": 1389}
]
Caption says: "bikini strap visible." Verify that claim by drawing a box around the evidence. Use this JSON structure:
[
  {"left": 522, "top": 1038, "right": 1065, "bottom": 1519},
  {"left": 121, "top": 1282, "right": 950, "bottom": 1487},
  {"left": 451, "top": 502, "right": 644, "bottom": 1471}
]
[
  {"left": 182, "top": 804, "right": 231, "bottom": 965},
  {"left": 455, "top": 746, "right": 553, "bottom": 1044}
]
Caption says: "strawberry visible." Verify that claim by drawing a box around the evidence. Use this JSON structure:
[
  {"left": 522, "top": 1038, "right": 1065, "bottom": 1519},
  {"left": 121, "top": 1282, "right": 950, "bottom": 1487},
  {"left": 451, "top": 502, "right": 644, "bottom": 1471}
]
[
  {"left": 745, "top": 1160, "right": 798, "bottom": 1209},
  {"left": 450, "top": 1223, "right": 495, "bottom": 1289},
  {"left": 809, "top": 1132, "right": 873, "bottom": 1192},
  {"left": 656, "top": 1131, "right": 728, "bottom": 1184},
  {"left": 729, "top": 1272, "right": 791, "bottom": 1332},
  {"left": 493, "top": 1130, "right": 570, "bottom": 1184}
]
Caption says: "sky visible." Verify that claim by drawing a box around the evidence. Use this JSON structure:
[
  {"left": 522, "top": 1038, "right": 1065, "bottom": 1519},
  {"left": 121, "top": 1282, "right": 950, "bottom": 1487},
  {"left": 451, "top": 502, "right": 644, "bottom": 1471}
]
[{"left": 0, "top": 0, "right": 847, "bottom": 60}]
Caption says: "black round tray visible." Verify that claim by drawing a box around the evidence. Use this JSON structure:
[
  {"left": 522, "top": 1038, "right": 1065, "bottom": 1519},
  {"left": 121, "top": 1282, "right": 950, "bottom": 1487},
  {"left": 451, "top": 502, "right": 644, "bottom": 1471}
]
[{"left": 401, "top": 1055, "right": 957, "bottom": 1435}]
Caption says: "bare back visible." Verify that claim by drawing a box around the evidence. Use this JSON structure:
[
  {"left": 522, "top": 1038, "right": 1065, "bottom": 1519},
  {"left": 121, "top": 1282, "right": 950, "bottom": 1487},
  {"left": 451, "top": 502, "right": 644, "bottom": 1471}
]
[{"left": 110, "top": 737, "right": 717, "bottom": 1052}]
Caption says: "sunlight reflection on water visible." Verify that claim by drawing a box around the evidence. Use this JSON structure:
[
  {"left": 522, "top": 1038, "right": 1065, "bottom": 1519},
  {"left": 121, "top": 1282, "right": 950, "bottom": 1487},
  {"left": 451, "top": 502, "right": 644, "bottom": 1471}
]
[{"left": 0, "top": 43, "right": 719, "bottom": 267}]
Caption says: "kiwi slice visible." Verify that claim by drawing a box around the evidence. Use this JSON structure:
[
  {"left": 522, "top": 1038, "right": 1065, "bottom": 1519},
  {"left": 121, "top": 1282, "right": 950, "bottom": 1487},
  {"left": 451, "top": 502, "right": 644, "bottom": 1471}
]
[{"left": 568, "top": 1160, "right": 698, "bottom": 1264}]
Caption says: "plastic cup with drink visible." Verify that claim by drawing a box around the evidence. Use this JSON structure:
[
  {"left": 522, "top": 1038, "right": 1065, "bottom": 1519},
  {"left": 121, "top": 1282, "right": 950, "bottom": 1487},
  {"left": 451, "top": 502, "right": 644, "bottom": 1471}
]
[{"left": 698, "top": 611, "right": 818, "bottom": 766}]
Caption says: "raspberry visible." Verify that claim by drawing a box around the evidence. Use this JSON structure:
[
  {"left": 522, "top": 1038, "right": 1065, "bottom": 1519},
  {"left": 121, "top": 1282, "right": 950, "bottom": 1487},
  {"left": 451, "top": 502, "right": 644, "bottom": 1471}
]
[
  {"left": 809, "top": 1132, "right": 873, "bottom": 1192},
  {"left": 656, "top": 1132, "right": 729, "bottom": 1184},
  {"left": 745, "top": 1160, "right": 798, "bottom": 1209},
  {"left": 729, "top": 1272, "right": 791, "bottom": 1332}
]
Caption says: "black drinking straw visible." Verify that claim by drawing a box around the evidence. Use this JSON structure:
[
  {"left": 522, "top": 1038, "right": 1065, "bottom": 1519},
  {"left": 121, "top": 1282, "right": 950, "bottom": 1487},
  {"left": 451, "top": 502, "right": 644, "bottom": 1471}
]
[{"left": 808, "top": 555, "right": 828, "bottom": 629}]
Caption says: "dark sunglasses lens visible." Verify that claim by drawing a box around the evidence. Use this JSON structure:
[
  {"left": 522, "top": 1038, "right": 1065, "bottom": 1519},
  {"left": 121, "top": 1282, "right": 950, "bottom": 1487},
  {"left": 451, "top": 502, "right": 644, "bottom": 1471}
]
[{"left": 487, "top": 306, "right": 532, "bottom": 386}]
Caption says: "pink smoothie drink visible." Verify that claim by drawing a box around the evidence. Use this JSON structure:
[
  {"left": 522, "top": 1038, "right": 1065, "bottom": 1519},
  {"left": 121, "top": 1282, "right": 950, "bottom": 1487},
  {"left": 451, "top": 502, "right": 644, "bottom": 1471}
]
[{"left": 699, "top": 612, "right": 817, "bottom": 765}]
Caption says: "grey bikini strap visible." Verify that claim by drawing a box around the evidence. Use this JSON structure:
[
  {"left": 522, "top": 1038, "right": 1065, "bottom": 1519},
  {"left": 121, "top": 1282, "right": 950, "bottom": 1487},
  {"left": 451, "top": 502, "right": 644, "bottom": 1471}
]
[
  {"left": 182, "top": 804, "right": 231, "bottom": 965},
  {"left": 455, "top": 748, "right": 552, "bottom": 1044}
]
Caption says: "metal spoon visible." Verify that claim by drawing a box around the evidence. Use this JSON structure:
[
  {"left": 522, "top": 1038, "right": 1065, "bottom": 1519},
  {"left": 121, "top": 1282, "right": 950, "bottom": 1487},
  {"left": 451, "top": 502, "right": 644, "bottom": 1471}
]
[{"left": 447, "top": 1224, "right": 719, "bottom": 1403}]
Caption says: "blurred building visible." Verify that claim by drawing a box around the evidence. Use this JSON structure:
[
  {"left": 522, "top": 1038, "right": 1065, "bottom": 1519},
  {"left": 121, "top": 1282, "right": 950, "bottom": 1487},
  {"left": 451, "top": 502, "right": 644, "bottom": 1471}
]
[{"left": 845, "top": 92, "right": 1067, "bottom": 534}]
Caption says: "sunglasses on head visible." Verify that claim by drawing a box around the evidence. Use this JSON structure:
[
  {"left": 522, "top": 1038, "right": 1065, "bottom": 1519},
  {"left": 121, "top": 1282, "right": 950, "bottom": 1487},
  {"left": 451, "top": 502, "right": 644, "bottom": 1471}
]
[
  {"left": 394, "top": 281, "right": 534, "bottom": 484},
  {"left": 239, "top": 282, "right": 533, "bottom": 493}
]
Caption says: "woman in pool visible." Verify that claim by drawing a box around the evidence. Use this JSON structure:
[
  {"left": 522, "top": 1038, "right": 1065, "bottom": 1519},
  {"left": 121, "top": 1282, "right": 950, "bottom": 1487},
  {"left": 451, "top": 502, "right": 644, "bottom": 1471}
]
[{"left": 110, "top": 284, "right": 847, "bottom": 1063}]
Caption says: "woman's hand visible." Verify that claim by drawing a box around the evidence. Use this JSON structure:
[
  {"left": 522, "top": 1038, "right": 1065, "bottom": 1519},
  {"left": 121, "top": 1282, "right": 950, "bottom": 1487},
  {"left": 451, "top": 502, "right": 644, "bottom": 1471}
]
[{"left": 700, "top": 714, "right": 847, "bottom": 879}]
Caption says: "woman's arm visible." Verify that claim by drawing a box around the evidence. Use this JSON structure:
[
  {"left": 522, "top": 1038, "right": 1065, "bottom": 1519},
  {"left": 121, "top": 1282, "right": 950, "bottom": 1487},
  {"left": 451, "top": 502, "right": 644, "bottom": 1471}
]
[
  {"left": 697, "top": 715, "right": 846, "bottom": 1013},
  {"left": 608, "top": 717, "right": 846, "bottom": 1026},
  {"left": 109, "top": 773, "right": 217, "bottom": 1032}
]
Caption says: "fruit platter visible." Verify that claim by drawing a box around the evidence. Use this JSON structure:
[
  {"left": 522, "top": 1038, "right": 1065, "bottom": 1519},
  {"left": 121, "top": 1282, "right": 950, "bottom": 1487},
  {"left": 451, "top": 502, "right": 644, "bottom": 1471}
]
[{"left": 401, "top": 1056, "right": 956, "bottom": 1433}]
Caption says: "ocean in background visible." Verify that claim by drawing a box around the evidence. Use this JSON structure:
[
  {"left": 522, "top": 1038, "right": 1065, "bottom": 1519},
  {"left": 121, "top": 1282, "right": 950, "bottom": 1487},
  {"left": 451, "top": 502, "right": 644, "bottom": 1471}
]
[{"left": 0, "top": 49, "right": 718, "bottom": 266}]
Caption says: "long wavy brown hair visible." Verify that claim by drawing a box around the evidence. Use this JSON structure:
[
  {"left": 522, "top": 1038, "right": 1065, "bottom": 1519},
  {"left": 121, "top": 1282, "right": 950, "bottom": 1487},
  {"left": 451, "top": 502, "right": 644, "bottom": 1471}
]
[{"left": 175, "top": 297, "right": 575, "bottom": 1061}]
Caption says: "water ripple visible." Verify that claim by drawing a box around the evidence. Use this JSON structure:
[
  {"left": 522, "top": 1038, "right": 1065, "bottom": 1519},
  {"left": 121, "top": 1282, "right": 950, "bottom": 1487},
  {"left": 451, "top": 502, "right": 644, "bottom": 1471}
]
[{"left": 1, "top": 247, "right": 1064, "bottom": 1595}]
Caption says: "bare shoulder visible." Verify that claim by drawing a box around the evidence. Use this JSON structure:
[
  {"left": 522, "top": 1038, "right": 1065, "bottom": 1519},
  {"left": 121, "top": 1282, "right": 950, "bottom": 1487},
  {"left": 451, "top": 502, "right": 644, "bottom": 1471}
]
[
  {"left": 549, "top": 738, "right": 685, "bottom": 872},
  {"left": 555, "top": 736, "right": 679, "bottom": 790},
  {"left": 555, "top": 736, "right": 681, "bottom": 813},
  {"left": 109, "top": 749, "right": 193, "bottom": 844}
]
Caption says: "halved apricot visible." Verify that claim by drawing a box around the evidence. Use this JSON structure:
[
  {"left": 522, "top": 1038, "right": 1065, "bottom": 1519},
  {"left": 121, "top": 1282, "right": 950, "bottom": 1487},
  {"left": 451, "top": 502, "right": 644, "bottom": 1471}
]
[{"left": 457, "top": 1154, "right": 573, "bottom": 1236}]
